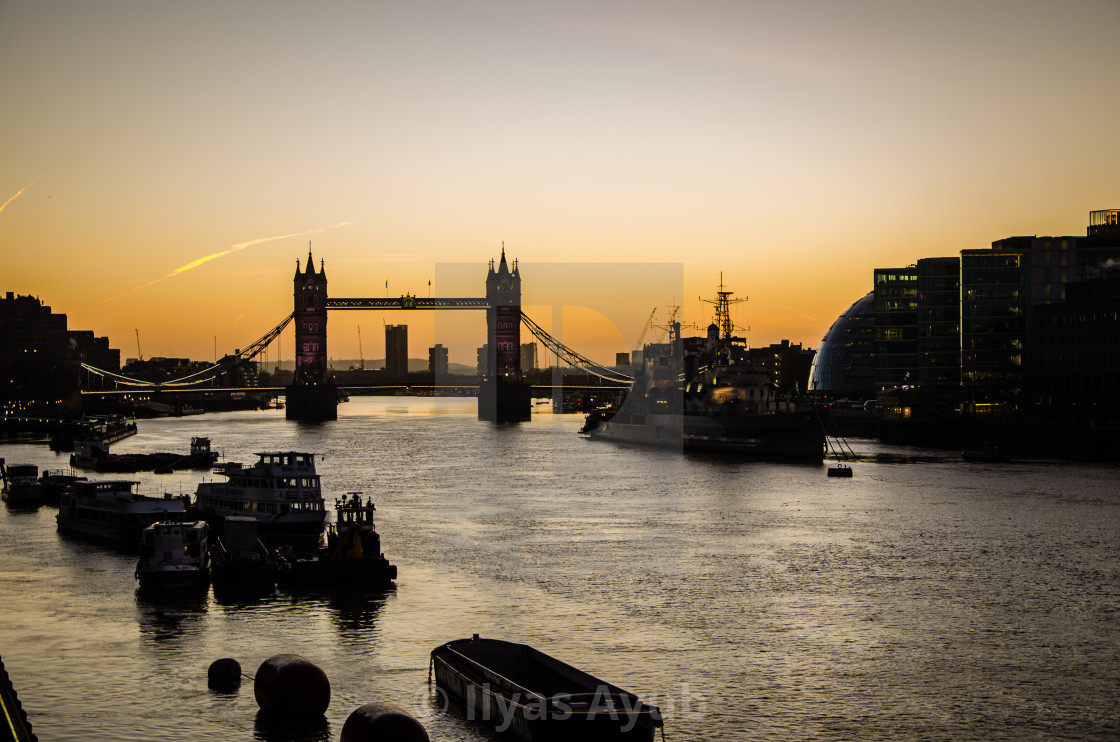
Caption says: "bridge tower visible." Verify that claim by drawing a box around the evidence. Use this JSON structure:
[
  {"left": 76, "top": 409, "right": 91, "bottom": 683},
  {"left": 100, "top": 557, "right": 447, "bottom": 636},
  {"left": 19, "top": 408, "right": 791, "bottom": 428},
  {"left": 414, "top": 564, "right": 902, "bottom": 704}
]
[
  {"left": 286, "top": 247, "right": 338, "bottom": 420},
  {"left": 479, "top": 247, "right": 531, "bottom": 421}
]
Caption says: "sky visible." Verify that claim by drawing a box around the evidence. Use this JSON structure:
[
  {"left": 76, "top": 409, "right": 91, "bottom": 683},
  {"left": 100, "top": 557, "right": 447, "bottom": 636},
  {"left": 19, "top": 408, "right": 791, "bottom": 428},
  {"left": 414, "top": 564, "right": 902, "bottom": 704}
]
[{"left": 3, "top": 0, "right": 1118, "bottom": 366}]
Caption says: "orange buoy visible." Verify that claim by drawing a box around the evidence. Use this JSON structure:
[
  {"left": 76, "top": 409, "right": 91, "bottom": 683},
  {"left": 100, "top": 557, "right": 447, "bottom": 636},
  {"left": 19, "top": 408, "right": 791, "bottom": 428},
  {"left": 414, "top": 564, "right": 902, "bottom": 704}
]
[
  {"left": 253, "top": 654, "right": 330, "bottom": 715},
  {"left": 340, "top": 702, "right": 429, "bottom": 742}
]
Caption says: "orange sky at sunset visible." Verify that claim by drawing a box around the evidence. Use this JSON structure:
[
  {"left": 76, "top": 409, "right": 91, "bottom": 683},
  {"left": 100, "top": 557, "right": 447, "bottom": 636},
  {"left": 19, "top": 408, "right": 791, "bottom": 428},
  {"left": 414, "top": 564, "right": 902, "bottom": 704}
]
[{"left": 3, "top": 1, "right": 1118, "bottom": 366}]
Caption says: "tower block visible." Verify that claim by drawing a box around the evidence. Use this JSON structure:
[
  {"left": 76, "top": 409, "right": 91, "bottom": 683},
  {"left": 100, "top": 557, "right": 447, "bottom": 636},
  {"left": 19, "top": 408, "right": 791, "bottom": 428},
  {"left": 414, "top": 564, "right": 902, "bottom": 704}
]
[
  {"left": 479, "top": 248, "right": 531, "bottom": 422},
  {"left": 286, "top": 248, "right": 338, "bottom": 420}
]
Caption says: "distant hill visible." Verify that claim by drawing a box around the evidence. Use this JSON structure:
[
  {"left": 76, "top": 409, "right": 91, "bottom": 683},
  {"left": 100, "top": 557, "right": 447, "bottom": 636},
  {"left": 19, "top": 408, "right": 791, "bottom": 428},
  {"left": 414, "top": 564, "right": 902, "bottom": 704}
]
[{"left": 267, "top": 359, "right": 477, "bottom": 375}]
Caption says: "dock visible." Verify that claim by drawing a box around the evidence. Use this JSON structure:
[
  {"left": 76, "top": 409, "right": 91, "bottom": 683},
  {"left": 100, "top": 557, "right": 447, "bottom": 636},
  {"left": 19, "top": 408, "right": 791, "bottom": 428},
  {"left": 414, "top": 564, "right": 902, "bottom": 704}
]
[{"left": 0, "top": 655, "right": 36, "bottom": 742}]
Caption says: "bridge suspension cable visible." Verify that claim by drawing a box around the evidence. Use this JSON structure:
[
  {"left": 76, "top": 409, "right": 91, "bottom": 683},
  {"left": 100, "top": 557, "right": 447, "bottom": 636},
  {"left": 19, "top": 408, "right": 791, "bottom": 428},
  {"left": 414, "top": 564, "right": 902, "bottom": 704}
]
[
  {"left": 82, "top": 313, "right": 294, "bottom": 390},
  {"left": 520, "top": 313, "right": 633, "bottom": 384}
]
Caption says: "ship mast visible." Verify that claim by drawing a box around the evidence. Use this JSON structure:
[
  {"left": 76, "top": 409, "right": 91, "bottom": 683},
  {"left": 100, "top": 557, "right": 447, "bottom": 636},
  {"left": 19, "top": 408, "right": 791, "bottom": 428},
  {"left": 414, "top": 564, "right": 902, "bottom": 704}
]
[{"left": 701, "top": 273, "right": 747, "bottom": 361}]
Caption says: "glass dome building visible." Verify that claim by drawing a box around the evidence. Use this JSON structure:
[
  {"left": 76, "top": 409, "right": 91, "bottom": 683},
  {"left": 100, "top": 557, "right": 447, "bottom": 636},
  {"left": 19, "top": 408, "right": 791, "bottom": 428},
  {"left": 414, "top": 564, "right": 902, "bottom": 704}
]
[{"left": 808, "top": 291, "right": 876, "bottom": 398}]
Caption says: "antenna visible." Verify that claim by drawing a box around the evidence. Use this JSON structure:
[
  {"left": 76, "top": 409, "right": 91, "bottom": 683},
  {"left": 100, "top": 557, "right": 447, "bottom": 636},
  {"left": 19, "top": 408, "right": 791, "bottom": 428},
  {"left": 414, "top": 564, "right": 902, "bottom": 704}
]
[{"left": 700, "top": 273, "right": 748, "bottom": 360}]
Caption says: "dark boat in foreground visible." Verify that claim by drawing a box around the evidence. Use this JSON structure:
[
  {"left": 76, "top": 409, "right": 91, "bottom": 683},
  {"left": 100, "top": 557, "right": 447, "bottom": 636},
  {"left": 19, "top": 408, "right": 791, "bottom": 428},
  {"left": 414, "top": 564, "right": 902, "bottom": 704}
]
[{"left": 431, "top": 635, "right": 663, "bottom": 741}]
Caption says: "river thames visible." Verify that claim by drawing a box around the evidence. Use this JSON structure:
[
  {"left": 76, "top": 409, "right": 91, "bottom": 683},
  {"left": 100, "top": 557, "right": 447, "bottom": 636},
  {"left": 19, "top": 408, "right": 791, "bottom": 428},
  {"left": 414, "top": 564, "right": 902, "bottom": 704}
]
[{"left": 1, "top": 397, "right": 1118, "bottom": 741}]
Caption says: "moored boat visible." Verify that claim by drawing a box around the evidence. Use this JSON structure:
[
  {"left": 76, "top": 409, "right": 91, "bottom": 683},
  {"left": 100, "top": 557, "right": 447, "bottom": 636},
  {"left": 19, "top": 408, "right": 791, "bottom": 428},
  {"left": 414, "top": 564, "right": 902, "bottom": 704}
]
[
  {"left": 136, "top": 521, "right": 211, "bottom": 591},
  {"left": 210, "top": 516, "right": 278, "bottom": 590},
  {"left": 275, "top": 492, "right": 397, "bottom": 587},
  {"left": 194, "top": 451, "right": 328, "bottom": 550},
  {"left": 57, "top": 480, "right": 187, "bottom": 549},
  {"left": 1, "top": 461, "right": 42, "bottom": 508},
  {"left": 38, "top": 469, "right": 87, "bottom": 506},
  {"left": 585, "top": 282, "right": 824, "bottom": 461},
  {"left": 70, "top": 436, "right": 219, "bottom": 473},
  {"left": 431, "top": 635, "right": 663, "bottom": 741}
]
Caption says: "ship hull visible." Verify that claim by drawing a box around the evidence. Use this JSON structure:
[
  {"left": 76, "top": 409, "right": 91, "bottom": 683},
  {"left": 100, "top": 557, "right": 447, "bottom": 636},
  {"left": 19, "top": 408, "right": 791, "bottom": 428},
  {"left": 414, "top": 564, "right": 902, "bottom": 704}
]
[{"left": 590, "top": 411, "right": 824, "bottom": 461}]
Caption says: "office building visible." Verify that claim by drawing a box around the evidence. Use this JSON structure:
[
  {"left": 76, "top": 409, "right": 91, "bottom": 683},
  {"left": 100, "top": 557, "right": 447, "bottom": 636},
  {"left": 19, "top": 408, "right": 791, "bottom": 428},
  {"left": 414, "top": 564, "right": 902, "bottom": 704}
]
[
  {"left": 961, "top": 210, "right": 1120, "bottom": 414},
  {"left": 520, "top": 342, "right": 538, "bottom": 372},
  {"left": 385, "top": 324, "right": 408, "bottom": 379},
  {"left": 428, "top": 343, "right": 449, "bottom": 376},
  {"left": 808, "top": 292, "right": 876, "bottom": 399}
]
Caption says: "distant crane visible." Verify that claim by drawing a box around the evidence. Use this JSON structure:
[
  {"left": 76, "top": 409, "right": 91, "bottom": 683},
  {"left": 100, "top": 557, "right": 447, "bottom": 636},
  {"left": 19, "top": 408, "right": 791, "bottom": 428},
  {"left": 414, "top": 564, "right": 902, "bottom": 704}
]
[
  {"left": 357, "top": 325, "right": 364, "bottom": 370},
  {"left": 134, "top": 329, "right": 143, "bottom": 361},
  {"left": 633, "top": 308, "right": 658, "bottom": 353}
]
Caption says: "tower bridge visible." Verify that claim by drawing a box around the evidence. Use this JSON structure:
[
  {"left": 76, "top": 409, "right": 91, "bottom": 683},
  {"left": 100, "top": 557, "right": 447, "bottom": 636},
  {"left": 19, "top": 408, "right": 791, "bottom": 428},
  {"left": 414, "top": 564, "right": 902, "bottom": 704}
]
[
  {"left": 80, "top": 249, "right": 632, "bottom": 421},
  {"left": 289, "top": 247, "right": 533, "bottom": 421}
]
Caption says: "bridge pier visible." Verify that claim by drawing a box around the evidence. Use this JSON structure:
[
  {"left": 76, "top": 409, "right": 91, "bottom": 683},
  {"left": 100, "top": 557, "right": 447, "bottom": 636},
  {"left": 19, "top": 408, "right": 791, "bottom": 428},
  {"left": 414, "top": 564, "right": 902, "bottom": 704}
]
[
  {"left": 478, "top": 379, "right": 532, "bottom": 422},
  {"left": 285, "top": 383, "right": 338, "bottom": 421}
]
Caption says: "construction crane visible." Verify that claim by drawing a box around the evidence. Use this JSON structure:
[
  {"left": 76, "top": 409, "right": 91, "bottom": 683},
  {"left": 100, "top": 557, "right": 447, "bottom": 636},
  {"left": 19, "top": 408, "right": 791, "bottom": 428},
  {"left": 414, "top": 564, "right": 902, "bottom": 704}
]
[
  {"left": 134, "top": 329, "right": 143, "bottom": 361},
  {"left": 357, "top": 325, "right": 364, "bottom": 370},
  {"left": 632, "top": 308, "right": 657, "bottom": 353}
]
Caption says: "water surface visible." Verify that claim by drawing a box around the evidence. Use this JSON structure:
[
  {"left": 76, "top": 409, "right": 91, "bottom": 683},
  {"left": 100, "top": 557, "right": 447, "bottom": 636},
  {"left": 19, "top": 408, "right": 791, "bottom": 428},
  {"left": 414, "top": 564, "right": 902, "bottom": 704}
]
[{"left": 1, "top": 397, "right": 1118, "bottom": 740}]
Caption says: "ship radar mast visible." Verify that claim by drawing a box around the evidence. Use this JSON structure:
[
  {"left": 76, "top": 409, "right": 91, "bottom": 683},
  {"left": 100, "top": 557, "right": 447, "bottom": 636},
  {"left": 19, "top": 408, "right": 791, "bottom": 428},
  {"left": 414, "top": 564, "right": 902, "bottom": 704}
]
[{"left": 701, "top": 273, "right": 748, "bottom": 361}]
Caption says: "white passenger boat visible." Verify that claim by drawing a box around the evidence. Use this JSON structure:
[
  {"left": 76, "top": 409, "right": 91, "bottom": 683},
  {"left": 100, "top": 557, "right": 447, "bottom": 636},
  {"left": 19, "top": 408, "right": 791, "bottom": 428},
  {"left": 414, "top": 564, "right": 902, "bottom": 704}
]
[
  {"left": 56, "top": 480, "right": 187, "bottom": 548},
  {"left": 136, "top": 521, "right": 211, "bottom": 591},
  {"left": 194, "top": 451, "right": 328, "bottom": 549}
]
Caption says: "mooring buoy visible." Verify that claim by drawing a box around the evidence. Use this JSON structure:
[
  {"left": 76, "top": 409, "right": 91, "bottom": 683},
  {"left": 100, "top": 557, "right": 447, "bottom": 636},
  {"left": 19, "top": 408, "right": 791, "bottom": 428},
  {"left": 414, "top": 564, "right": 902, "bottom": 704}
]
[
  {"left": 207, "top": 658, "right": 242, "bottom": 691},
  {"left": 253, "top": 654, "right": 330, "bottom": 715},
  {"left": 340, "top": 702, "right": 429, "bottom": 742}
]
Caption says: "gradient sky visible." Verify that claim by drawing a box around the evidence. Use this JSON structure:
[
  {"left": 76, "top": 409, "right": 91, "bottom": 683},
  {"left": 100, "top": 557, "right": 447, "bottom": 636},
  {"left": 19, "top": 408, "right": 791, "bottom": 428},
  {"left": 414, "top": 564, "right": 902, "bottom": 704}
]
[{"left": 3, "top": 0, "right": 1118, "bottom": 366}]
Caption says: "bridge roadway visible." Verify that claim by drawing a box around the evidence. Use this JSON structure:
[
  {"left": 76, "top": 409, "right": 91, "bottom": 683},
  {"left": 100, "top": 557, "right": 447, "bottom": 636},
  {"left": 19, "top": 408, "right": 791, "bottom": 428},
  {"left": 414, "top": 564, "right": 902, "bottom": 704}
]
[
  {"left": 326, "top": 297, "right": 489, "bottom": 310},
  {"left": 80, "top": 384, "right": 628, "bottom": 396}
]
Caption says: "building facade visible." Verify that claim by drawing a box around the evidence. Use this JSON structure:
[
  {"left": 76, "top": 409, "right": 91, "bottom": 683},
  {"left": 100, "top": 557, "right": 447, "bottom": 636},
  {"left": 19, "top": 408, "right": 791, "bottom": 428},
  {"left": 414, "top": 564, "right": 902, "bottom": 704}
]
[
  {"left": 385, "top": 324, "right": 408, "bottom": 379},
  {"left": 1033, "top": 277, "right": 1120, "bottom": 420},
  {"left": 961, "top": 212, "right": 1120, "bottom": 414},
  {"left": 428, "top": 343, "right": 449, "bottom": 376},
  {"left": 1, "top": 292, "right": 119, "bottom": 411},
  {"left": 520, "top": 342, "right": 538, "bottom": 373},
  {"left": 807, "top": 292, "right": 876, "bottom": 399}
]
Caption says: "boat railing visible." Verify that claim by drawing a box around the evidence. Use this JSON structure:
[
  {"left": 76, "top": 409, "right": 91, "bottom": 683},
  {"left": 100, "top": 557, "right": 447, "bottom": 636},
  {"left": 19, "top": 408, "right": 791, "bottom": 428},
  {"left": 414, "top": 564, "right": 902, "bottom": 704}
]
[{"left": 440, "top": 645, "right": 546, "bottom": 705}]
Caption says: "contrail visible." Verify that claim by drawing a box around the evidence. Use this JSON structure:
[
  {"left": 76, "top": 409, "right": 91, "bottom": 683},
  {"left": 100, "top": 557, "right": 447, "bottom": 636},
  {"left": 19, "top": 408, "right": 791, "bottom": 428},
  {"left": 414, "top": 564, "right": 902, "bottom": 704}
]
[
  {"left": 788, "top": 307, "right": 817, "bottom": 322},
  {"left": 0, "top": 175, "right": 43, "bottom": 213},
  {"left": 103, "top": 221, "right": 351, "bottom": 302}
]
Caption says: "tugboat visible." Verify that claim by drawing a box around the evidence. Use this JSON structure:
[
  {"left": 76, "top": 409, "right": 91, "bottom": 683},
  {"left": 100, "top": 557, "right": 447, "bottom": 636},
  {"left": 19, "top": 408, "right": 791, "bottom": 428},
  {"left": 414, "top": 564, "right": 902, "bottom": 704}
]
[
  {"left": 584, "top": 281, "right": 825, "bottom": 461},
  {"left": 136, "top": 521, "right": 211, "bottom": 591},
  {"left": 275, "top": 492, "right": 397, "bottom": 588}
]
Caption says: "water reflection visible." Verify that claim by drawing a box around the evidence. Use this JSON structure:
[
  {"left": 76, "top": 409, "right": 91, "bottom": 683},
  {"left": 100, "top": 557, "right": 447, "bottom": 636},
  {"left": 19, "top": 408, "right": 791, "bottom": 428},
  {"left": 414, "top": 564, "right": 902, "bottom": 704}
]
[
  {"left": 213, "top": 581, "right": 278, "bottom": 607},
  {"left": 326, "top": 585, "right": 393, "bottom": 635},
  {"left": 136, "top": 592, "right": 208, "bottom": 647},
  {"left": 253, "top": 711, "right": 331, "bottom": 742}
]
